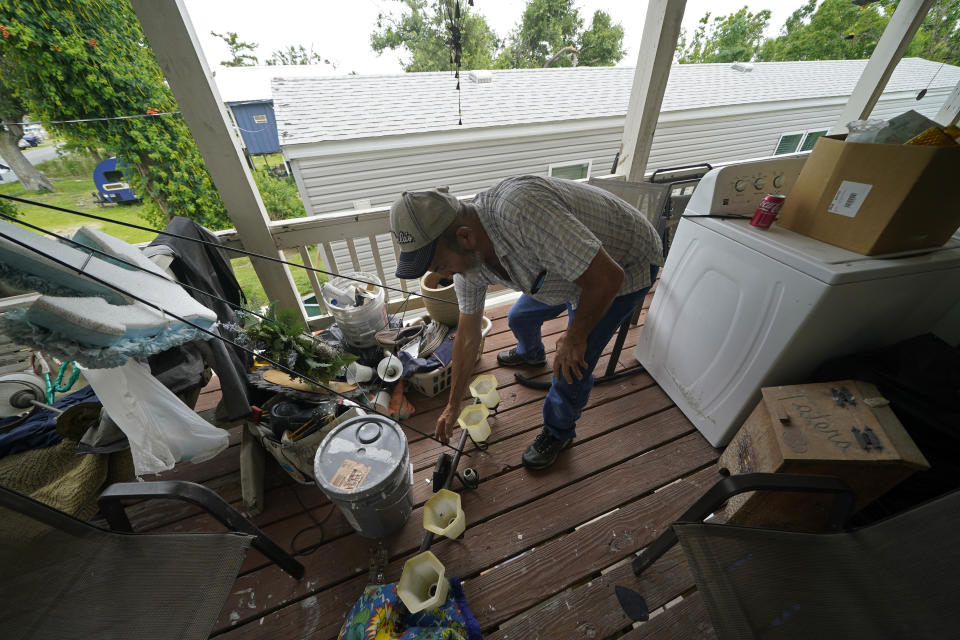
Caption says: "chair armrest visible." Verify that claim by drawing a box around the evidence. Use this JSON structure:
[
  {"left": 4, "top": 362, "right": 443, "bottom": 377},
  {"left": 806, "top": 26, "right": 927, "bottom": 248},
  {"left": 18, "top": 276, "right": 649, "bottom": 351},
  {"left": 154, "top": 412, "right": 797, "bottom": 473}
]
[
  {"left": 99, "top": 480, "right": 304, "bottom": 580},
  {"left": 633, "top": 472, "right": 853, "bottom": 576}
]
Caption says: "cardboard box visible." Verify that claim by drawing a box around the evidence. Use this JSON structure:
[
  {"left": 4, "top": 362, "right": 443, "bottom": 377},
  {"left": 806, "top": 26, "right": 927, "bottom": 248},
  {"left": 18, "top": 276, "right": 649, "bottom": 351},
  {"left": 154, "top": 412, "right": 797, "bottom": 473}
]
[
  {"left": 717, "top": 380, "right": 929, "bottom": 531},
  {"left": 776, "top": 135, "right": 960, "bottom": 255}
]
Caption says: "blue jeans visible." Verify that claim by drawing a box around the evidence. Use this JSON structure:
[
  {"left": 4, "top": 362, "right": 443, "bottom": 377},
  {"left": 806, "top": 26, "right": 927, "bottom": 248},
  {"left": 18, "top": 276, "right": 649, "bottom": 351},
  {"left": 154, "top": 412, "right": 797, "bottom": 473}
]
[{"left": 507, "top": 266, "right": 657, "bottom": 441}]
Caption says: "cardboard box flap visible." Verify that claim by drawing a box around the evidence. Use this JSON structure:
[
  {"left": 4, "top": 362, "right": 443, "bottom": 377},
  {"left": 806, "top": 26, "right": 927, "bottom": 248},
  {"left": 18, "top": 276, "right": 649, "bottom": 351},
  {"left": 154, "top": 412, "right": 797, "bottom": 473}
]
[{"left": 760, "top": 380, "right": 929, "bottom": 468}]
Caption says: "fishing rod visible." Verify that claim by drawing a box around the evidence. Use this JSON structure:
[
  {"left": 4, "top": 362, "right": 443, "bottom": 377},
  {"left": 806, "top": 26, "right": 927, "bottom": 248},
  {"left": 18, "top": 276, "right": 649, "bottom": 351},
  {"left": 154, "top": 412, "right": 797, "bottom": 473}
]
[
  {"left": 0, "top": 193, "right": 459, "bottom": 306},
  {"left": 0, "top": 228, "right": 467, "bottom": 456}
]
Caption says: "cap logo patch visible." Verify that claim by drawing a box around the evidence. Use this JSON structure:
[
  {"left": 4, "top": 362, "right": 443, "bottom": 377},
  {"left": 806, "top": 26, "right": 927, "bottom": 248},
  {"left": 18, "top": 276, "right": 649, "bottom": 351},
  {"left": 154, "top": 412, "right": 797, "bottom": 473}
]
[{"left": 395, "top": 230, "right": 415, "bottom": 245}]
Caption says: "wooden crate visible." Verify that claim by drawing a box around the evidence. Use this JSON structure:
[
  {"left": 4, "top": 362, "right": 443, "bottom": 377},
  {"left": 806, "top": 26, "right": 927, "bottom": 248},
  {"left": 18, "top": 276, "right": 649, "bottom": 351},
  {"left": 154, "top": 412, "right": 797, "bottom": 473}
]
[{"left": 717, "top": 379, "right": 929, "bottom": 531}]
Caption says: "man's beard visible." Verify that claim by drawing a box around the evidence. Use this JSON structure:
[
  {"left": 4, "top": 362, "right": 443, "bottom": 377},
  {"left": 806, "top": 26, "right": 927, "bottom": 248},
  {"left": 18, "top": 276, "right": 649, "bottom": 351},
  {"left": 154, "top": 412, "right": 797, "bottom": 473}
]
[{"left": 462, "top": 250, "right": 484, "bottom": 278}]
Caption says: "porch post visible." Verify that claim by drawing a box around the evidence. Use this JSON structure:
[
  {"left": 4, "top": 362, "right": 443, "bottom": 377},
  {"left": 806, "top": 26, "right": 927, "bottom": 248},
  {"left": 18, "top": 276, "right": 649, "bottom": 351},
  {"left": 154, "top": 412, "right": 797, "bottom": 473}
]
[
  {"left": 618, "top": 0, "right": 686, "bottom": 182},
  {"left": 129, "top": 0, "right": 308, "bottom": 322},
  {"left": 829, "top": 0, "right": 935, "bottom": 134},
  {"left": 934, "top": 79, "right": 960, "bottom": 127}
]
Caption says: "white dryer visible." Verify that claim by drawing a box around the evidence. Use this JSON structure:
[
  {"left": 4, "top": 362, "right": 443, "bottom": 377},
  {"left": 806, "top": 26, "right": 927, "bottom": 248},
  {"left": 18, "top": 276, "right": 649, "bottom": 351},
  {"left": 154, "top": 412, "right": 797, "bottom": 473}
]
[{"left": 635, "top": 158, "right": 960, "bottom": 448}]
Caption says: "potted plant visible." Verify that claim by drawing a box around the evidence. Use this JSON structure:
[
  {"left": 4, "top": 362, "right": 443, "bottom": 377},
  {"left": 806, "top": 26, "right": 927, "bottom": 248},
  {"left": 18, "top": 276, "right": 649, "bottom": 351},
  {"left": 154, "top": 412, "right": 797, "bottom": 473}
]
[{"left": 241, "top": 304, "right": 356, "bottom": 386}]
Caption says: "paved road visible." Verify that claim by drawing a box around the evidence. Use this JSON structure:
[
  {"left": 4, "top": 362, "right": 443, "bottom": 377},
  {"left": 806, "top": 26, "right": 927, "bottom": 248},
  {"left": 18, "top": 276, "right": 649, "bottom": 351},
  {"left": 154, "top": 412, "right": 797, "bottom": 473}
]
[
  {"left": 0, "top": 143, "right": 63, "bottom": 183},
  {"left": 22, "top": 144, "right": 61, "bottom": 165}
]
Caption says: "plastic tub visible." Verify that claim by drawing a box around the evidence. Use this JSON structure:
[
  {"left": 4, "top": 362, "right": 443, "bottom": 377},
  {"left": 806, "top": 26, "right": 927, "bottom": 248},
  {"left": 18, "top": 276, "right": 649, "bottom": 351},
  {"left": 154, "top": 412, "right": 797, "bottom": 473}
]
[{"left": 322, "top": 271, "right": 387, "bottom": 348}]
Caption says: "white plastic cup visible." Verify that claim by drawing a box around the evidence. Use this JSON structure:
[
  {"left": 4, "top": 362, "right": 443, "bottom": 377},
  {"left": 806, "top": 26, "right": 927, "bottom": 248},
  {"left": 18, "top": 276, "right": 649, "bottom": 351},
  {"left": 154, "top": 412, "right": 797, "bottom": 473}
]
[
  {"left": 345, "top": 361, "right": 374, "bottom": 385},
  {"left": 377, "top": 355, "right": 403, "bottom": 383},
  {"left": 373, "top": 390, "right": 392, "bottom": 414}
]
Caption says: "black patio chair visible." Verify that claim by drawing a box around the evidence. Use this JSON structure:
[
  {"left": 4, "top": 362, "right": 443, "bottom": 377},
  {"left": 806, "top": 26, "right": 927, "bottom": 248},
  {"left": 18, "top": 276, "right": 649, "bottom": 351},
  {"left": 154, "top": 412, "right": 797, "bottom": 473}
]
[
  {"left": 618, "top": 472, "right": 960, "bottom": 639},
  {"left": 1, "top": 480, "right": 303, "bottom": 640}
]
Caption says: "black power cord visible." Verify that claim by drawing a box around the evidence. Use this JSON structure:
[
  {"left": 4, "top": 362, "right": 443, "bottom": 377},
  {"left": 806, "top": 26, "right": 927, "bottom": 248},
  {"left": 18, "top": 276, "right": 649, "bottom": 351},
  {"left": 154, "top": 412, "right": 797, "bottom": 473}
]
[{"left": 289, "top": 486, "right": 338, "bottom": 557}]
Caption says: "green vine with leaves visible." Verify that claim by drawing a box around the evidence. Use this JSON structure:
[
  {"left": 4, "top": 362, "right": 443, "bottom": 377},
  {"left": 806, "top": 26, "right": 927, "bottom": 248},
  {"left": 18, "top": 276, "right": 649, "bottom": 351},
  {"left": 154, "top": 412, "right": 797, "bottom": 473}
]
[
  {"left": 241, "top": 304, "right": 356, "bottom": 386},
  {"left": 0, "top": 0, "right": 230, "bottom": 229}
]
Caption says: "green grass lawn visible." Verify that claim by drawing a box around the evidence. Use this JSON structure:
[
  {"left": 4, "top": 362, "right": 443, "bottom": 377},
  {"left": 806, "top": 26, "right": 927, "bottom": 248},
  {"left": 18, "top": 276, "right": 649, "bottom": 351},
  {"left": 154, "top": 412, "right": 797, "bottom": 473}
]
[
  {"left": 230, "top": 251, "right": 319, "bottom": 307},
  {"left": 0, "top": 179, "right": 155, "bottom": 243},
  {"left": 4, "top": 172, "right": 320, "bottom": 306}
]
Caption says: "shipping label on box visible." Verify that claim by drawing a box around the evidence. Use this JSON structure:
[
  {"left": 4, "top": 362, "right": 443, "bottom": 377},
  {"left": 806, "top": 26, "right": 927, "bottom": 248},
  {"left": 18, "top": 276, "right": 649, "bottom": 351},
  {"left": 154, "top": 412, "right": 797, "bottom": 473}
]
[{"left": 828, "top": 181, "right": 873, "bottom": 218}]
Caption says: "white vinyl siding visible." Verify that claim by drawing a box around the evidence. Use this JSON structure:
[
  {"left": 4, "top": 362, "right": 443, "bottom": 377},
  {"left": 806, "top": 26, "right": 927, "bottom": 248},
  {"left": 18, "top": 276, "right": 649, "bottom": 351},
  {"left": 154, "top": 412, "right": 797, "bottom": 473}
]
[{"left": 292, "top": 126, "right": 622, "bottom": 214}]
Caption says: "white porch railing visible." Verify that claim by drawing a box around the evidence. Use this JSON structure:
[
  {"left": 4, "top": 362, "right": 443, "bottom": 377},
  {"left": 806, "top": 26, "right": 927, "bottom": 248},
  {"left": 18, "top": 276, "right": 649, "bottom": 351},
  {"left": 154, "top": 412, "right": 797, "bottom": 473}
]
[
  {"left": 214, "top": 200, "right": 520, "bottom": 330},
  {"left": 213, "top": 152, "right": 811, "bottom": 330}
]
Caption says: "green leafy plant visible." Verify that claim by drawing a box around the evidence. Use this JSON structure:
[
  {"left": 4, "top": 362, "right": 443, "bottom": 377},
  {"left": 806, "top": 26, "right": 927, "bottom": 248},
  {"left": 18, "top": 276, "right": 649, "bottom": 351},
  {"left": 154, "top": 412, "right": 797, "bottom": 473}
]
[
  {"left": 242, "top": 303, "right": 356, "bottom": 386},
  {"left": 252, "top": 171, "right": 306, "bottom": 221},
  {"left": 0, "top": 196, "right": 21, "bottom": 219}
]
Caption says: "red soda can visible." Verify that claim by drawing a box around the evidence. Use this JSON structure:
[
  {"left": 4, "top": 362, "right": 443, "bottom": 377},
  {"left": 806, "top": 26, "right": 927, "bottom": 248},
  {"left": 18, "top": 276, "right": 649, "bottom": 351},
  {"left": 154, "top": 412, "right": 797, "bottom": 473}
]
[{"left": 750, "top": 194, "right": 786, "bottom": 229}]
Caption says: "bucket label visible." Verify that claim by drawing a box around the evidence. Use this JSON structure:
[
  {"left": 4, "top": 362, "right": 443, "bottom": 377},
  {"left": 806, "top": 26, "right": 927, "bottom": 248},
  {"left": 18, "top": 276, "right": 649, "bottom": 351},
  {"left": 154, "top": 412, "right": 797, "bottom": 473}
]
[{"left": 330, "top": 459, "right": 371, "bottom": 492}]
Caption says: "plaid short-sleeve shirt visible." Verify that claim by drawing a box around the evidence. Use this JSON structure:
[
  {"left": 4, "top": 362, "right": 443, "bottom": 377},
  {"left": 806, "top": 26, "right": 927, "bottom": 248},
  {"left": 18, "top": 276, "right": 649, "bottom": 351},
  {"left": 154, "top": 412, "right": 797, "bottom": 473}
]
[{"left": 454, "top": 176, "right": 663, "bottom": 315}]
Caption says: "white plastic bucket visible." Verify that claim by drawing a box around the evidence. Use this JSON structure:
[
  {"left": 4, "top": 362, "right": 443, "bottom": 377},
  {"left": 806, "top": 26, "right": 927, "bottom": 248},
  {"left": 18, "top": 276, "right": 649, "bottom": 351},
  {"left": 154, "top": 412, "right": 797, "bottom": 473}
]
[
  {"left": 314, "top": 415, "right": 413, "bottom": 538},
  {"left": 322, "top": 271, "right": 387, "bottom": 348}
]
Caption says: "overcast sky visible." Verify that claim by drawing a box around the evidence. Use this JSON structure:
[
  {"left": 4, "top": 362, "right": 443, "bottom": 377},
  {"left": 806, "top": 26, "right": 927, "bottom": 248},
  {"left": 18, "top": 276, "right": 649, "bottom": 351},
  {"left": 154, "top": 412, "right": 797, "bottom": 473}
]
[{"left": 180, "top": 1, "right": 801, "bottom": 75}]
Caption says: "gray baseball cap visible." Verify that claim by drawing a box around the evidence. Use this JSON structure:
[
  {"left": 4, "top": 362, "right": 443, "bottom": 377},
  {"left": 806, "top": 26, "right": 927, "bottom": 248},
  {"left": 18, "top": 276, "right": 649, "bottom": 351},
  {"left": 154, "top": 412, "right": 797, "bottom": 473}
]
[{"left": 390, "top": 187, "right": 461, "bottom": 279}]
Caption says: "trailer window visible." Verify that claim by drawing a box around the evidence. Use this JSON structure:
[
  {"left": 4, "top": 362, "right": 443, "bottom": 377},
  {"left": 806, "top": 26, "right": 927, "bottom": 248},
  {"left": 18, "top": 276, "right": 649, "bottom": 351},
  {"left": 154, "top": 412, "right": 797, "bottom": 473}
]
[{"left": 549, "top": 160, "right": 591, "bottom": 180}]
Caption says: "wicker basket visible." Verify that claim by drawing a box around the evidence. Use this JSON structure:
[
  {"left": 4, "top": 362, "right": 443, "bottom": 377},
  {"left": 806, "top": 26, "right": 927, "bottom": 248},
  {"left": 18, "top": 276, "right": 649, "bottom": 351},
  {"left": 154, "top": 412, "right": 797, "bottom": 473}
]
[{"left": 410, "top": 316, "right": 492, "bottom": 397}]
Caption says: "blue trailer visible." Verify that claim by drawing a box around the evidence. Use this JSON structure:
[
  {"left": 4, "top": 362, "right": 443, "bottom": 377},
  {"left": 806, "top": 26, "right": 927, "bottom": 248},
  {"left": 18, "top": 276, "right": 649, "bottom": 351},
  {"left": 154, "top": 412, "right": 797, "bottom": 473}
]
[{"left": 92, "top": 157, "right": 140, "bottom": 204}]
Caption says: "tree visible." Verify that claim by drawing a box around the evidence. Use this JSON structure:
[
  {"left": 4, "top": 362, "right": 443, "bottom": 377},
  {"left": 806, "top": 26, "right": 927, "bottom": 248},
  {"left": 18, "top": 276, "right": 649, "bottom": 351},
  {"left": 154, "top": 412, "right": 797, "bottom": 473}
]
[
  {"left": 494, "top": 0, "right": 625, "bottom": 69},
  {"left": 0, "top": 1, "right": 230, "bottom": 229},
  {"left": 677, "top": 7, "right": 771, "bottom": 64},
  {"left": 371, "top": 0, "right": 499, "bottom": 72},
  {"left": 908, "top": 0, "right": 960, "bottom": 65},
  {"left": 757, "top": 0, "right": 892, "bottom": 61},
  {"left": 0, "top": 58, "right": 54, "bottom": 192},
  {"left": 211, "top": 30, "right": 259, "bottom": 67},
  {"left": 577, "top": 11, "right": 627, "bottom": 67},
  {"left": 266, "top": 44, "right": 335, "bottom": 68},
  {"left": 371, "top": 0, "right": 625, "bottom": 71}
]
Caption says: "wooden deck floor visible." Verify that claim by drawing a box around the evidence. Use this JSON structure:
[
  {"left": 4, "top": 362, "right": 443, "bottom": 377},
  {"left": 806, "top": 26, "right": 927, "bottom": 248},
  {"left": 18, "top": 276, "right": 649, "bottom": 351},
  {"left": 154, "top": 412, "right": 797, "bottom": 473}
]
[{"left": 133, "top": 294, "right": 723, "bottom": 640}]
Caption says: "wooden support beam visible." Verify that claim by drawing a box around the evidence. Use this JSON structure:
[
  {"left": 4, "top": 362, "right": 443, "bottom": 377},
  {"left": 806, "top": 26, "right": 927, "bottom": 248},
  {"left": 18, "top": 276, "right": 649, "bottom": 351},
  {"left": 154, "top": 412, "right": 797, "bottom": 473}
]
[
  {"left": 934, "top": 79, "right": 960, "bottom": 127},
  {"left": 129, "top": 0, "right": 307, "bottom": 321},
  {"left": 618, "top": 0, "right": 686, "bottom": 182},
  {"left": 829, "top": 0, "right": 936, "bottom": 134}
]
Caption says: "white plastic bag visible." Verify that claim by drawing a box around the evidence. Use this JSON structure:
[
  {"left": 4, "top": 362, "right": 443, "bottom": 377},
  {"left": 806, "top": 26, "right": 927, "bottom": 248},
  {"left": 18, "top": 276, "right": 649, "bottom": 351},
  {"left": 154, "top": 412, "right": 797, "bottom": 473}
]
[{"left": 83, "top": 360, "right": 229, "bottom": 476}]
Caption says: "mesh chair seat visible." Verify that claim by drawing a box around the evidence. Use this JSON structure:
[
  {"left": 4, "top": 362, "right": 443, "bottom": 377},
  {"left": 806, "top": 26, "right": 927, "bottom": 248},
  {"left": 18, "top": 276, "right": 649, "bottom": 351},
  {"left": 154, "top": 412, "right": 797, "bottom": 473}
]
[
  {"left": 1, "top": 484, "right": 253, "bottom": 640},
  {"left": 675, "top": 489, "right": 960, "bottom": 639}
]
